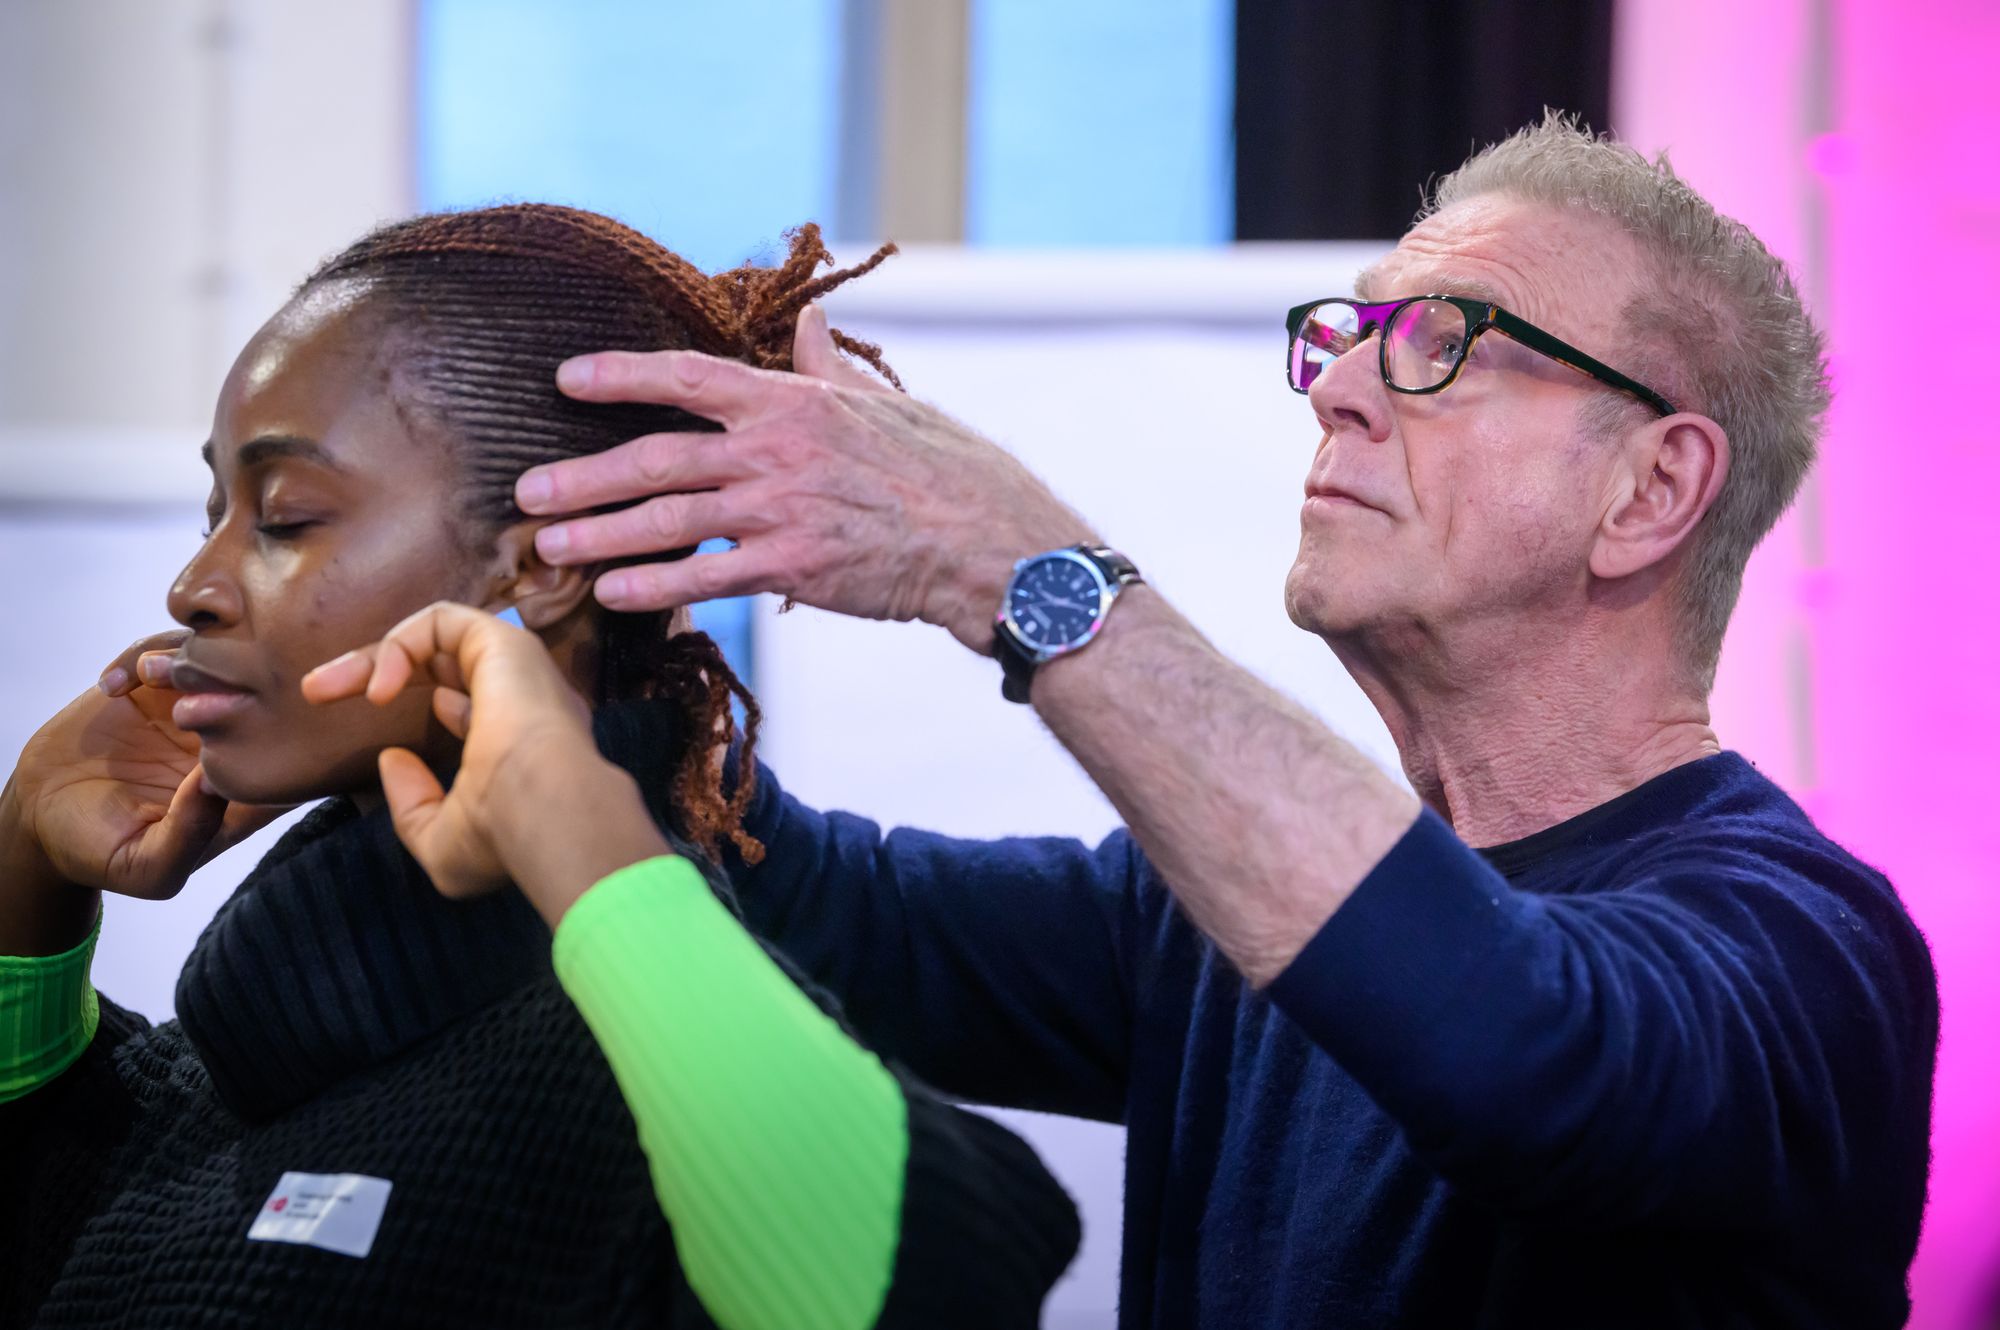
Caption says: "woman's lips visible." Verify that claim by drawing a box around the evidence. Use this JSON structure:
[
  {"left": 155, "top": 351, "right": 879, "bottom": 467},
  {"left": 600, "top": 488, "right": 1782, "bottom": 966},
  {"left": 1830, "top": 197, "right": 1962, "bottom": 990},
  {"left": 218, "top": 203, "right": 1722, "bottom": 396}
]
[
  {"left": 172, "top": 689, "right": 256, "bottom": 731},
  {"left": 166, "top": 658, "right": 257, "bottom": 731}
]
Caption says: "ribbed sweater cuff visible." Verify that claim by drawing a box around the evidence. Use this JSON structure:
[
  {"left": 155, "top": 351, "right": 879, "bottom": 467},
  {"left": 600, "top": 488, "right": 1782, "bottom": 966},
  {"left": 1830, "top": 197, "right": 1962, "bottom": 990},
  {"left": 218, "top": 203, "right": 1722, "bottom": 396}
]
[
  {"left": 1265, "top": 807, "right": 1524, "bottom": 1075},
  {"left": 0, "top": 913, "right": 101, "bottom": 1103},
  {"left": 554, "top": 855, "right": 907, "bottom": 1330},
  {"left": 874, "top": 1098, "right": 1081, "bottom": 1329}
]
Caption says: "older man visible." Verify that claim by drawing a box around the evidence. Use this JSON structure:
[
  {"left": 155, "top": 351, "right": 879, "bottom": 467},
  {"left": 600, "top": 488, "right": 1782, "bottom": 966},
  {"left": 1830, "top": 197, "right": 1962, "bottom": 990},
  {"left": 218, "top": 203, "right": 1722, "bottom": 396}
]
[{"left": 519, "top": 119, "right": 1937, "bottom": 1328}]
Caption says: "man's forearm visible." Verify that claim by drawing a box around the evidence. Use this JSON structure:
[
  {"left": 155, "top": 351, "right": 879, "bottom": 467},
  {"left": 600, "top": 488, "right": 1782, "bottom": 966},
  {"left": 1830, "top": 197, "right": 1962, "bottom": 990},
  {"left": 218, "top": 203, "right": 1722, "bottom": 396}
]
[{"left": 1029, "top": 586, "right": 1420, "bottom": 986}]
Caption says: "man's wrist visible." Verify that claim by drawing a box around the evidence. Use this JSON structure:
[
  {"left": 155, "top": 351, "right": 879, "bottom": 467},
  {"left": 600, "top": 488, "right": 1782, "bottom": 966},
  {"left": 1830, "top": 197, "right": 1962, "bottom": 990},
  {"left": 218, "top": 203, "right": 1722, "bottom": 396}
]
[
  {"left": 942, "top": 523, "right": 1100, "bottom": 654},
  {"left": 1028, "top": 581, "right": 1162, "bottom": 703}
]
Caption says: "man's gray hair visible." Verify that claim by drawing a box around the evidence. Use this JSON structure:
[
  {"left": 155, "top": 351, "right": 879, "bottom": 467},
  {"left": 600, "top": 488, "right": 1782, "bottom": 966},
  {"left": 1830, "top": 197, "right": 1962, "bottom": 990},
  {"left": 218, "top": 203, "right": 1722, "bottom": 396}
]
[{"left": 1430, "top": 112, "right": 1830, "bottom": 692}]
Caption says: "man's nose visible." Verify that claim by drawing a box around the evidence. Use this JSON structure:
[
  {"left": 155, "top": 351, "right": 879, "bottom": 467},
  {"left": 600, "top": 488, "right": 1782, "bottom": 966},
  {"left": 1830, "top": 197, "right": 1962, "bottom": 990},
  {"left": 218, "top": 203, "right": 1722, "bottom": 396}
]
[
  {"left": 166, "top": 536, "right": 246, "bottom": 630},
  {"left": 1307, "top": 337, "right": 1395, "bottom": 444}
]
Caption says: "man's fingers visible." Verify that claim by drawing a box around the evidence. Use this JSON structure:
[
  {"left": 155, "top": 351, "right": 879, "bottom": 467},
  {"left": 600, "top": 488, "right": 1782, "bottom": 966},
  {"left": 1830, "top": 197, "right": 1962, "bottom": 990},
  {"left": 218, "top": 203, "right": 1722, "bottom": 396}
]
[
  {"left": 535, "top": 488, "right": 765, "bottom": 566},
  {"left": 595, "top": 544, "right": 787, "bottom": 612},
  {"left": 516, "top": 430, "right": 749, "bottom": 518},
  {"left": 792, "top": 303, "right": 887, "bottom": 392},
  {"left": 554, "top": 350, "right": 796, "bottom": 425}
]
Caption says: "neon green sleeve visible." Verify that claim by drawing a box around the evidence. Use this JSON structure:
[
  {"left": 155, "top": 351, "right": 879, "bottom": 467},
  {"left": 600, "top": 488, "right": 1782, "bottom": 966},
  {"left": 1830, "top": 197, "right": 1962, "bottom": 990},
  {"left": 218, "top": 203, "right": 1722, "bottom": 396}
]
[
  {"left": 552, "top": 856, "right": 907, "bottom": 1330},
  {"left": 0, "top": 915, "right": 100, "bottom": 1103}
]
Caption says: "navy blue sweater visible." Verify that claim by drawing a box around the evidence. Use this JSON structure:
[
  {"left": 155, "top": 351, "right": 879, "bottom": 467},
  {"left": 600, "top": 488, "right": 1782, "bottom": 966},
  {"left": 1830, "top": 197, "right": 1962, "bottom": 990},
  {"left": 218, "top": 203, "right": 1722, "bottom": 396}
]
[{"left": 726, "top": 753, "right": 1937, "bottom": 1328}]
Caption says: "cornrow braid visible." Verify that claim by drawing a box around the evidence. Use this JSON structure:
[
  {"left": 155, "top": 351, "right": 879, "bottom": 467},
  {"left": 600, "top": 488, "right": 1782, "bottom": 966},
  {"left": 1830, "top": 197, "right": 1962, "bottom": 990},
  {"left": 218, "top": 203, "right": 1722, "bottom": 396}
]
[{"left": 302, "top": 204, "right": 898, "bottom": 861}]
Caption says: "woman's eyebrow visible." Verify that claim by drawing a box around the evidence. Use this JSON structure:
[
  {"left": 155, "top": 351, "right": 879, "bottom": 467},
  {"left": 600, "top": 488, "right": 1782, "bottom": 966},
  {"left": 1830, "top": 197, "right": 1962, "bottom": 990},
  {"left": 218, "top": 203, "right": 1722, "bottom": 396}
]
[{"left": 232, "top": 435, "right": 347, "bottom": 472}]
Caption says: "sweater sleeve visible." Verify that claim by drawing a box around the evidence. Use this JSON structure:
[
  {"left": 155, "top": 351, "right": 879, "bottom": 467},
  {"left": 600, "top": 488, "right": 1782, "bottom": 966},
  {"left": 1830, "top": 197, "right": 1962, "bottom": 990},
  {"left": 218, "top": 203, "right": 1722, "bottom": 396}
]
[
  {"left": 716, "top": 759, "right": 1143, "bottom": 1121},
  {"left": 553, "top": 855, "right": 1077, "bottom": 1330},
  {"left": 1264, "top": 809, "right": 1937, "bottom": 1230},
  {"left": 0, "top": 916, "right": 100, "bottom": 1103}
]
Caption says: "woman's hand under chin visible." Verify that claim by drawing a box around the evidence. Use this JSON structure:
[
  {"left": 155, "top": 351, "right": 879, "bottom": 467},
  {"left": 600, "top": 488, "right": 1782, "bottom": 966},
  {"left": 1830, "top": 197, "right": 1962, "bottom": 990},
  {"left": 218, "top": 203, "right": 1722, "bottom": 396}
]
[
  {"left": 0, "top": 630, "right": 287, "bottom": 956},
  {"left": 302, "top": 601, "right": 671, "bottom": 929}
]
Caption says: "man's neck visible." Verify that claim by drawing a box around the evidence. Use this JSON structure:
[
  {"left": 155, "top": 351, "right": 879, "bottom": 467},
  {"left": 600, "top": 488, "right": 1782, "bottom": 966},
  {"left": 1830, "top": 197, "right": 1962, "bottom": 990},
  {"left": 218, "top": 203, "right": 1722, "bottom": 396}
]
[{"left": 1335, "top": 618, "right": 1720, "bottom": 849}]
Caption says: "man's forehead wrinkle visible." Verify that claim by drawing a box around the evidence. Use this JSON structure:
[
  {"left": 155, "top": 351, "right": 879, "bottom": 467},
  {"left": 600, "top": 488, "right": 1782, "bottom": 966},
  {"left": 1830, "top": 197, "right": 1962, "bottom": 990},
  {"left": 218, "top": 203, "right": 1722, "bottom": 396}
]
[{"left": 1377, "top": 233, "right": 1541, "bottom": 318}]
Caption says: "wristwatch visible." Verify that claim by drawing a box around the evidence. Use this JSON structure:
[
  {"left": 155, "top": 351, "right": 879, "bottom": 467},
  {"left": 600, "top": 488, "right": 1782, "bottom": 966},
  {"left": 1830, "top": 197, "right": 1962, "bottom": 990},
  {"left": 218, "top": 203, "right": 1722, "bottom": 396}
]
[{"left": 992, "top": 544, "right": 1144, "bottom": 703}]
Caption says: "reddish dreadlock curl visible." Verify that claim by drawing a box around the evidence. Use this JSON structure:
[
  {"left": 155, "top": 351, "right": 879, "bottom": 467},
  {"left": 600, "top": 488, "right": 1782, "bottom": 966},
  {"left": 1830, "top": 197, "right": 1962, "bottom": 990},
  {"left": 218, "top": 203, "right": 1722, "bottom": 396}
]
[{"left": 303, "top": 205, "right": 899, "bottom": 863}]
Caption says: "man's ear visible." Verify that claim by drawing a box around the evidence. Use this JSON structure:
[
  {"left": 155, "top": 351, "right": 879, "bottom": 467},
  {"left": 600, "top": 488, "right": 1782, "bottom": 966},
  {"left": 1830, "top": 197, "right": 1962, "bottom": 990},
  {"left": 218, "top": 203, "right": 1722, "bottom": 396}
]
[
  {"left": 484, "top": 522, "right": 596, "bottom": 630},
  {"left": 1590, "top": 413, "right": 1731, "bottom": 582}
]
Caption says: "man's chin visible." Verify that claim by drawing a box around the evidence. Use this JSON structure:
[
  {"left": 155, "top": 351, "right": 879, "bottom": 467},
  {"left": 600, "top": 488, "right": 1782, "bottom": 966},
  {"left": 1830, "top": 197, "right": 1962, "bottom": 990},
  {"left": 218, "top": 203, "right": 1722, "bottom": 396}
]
[{"left": 1284, "top": 571, "right": 1371, "bottom": 641}]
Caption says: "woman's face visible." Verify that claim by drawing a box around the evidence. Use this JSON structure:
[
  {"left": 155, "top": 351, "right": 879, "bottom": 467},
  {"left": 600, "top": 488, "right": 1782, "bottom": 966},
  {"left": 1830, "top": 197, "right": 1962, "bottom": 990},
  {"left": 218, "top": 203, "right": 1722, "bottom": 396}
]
[{"left": 168, "top": 283, "right": 501, "bottom": 805}]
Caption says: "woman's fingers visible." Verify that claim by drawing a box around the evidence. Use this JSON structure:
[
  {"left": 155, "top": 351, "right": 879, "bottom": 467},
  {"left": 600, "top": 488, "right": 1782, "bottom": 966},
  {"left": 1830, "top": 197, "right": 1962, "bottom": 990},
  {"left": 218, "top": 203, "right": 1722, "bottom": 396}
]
[
  {"left": 431, "top": 686, "right": 471, "bottom": 739},
  {"left": 206, "top": 796, "right": 293, "bottom": 865},
  {"left": 365, "top": 639, "right": 417, "bottom": 705},
  {"left": 302, "top": 605, "right": 489, "bottom": 709},
  {"left": 378, "top": 745, "right": 447, "bottom": 865},
  {"left": 378, "top": 746, "right": 504, "bottom": 898},
  {"left": 378, "top": 746, "right": 445, "bottom": 834},
  {"left": 99, "top": 631, "right": 192, "bottom": 697},
  {"left": 300, "top": 646, "right": 378, "bottom": 703},
  {"left": 104, "top": 765, "right": 229, "bottom": 899}
]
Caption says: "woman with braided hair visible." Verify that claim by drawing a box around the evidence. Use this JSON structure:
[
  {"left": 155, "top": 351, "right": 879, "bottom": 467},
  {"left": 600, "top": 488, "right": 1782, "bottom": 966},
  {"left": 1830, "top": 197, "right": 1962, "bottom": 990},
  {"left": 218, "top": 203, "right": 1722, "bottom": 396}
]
[{"left": 0, "top": 205, "right": 1078, "bottom": 1329}]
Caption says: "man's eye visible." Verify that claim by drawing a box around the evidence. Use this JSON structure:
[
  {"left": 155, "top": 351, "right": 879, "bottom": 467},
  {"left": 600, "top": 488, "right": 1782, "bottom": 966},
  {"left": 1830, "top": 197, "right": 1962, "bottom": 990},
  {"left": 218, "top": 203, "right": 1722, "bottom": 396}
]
[{"left": 257, "top": 520, "right": 317, "bottom": 539}]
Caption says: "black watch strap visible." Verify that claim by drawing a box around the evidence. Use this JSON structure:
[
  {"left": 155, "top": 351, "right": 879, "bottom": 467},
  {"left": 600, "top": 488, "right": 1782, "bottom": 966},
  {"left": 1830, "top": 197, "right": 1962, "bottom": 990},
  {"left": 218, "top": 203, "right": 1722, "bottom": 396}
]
[
  {"left": 994, "top": 545, "right": 1143, "bottom": 704},
  {"left": 995, "top": 623, "right": 1038, "bottom": 704}
]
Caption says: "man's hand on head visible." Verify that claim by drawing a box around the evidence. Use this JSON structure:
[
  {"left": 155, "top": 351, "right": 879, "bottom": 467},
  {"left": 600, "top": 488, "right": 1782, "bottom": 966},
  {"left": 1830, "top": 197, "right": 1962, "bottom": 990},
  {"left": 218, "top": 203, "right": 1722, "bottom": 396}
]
[{"left": 514, "top": 305, "right": 1095, "bottom": 655}]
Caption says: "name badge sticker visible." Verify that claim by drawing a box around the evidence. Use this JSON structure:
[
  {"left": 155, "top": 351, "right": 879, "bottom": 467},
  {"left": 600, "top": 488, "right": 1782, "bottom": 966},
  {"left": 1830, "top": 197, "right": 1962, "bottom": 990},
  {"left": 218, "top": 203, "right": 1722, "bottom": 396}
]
[{"left": 247, "top": 1171, "right": 393, "bottom": 1259}]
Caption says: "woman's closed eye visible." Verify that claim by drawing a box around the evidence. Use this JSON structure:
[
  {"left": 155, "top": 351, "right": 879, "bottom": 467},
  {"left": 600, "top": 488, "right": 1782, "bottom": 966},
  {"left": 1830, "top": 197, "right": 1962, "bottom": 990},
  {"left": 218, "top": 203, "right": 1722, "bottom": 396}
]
[{"left": 197, "top": 508, "right": 325, "bottom": 540}]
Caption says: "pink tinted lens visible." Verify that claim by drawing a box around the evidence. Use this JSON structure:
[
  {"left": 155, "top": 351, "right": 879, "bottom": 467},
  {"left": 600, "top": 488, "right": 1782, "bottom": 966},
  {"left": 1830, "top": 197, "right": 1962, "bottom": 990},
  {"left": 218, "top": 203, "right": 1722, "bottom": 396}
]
[{"left": 1289, "top": 303, "right": 1359, "bottom": 391}]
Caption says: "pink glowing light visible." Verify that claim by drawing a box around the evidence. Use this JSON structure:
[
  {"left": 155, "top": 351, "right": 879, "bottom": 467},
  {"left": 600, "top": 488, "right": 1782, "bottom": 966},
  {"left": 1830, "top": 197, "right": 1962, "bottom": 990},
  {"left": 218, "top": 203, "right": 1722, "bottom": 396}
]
[{"left": 1620, "top": 2, "right": 2000, "bottom": 1325}]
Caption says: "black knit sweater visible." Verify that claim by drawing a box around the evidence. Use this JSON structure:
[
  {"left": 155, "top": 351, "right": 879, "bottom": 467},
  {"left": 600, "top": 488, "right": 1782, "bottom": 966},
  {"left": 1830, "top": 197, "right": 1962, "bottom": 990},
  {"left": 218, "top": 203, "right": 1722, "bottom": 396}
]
[{"left": 1, "top": 702, "right": 1079, "bottom": 1329}]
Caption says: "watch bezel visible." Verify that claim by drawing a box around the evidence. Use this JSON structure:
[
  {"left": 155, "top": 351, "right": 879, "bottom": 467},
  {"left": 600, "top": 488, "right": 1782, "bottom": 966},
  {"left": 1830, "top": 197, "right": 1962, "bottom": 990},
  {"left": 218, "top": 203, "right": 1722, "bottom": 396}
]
[{"left": 996, "top": 548, "right": 1120, "bottom": 665}]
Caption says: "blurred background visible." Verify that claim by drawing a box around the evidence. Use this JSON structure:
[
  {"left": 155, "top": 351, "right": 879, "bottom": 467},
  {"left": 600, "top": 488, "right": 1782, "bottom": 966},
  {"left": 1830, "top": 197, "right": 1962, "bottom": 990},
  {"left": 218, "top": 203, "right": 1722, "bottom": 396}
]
[{"left": 1, "top": 2, "right": 1994, "bottom": 1326}]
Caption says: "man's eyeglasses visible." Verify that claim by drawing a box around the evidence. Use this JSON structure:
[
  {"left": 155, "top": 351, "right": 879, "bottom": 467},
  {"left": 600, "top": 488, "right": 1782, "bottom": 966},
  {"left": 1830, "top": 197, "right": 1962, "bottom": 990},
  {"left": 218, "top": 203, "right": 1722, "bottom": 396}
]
[{"left": 1284, "top": 295, "right": 1676, "bottom": 417}]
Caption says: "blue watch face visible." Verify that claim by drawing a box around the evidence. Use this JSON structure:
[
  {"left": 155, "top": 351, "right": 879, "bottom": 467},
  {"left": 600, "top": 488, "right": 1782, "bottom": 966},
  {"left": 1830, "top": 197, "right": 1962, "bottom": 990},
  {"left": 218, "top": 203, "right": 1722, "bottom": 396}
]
[{"left": 1008, "top": 556, "right": 1104, "bottom": 651}]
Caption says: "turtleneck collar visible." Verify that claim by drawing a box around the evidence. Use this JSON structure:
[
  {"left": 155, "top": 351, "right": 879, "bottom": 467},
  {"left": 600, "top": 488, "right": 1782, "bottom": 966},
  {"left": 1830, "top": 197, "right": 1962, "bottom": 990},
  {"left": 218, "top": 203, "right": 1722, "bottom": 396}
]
[{"left": 175, "top": 696, "right": 697, "bottom": 1122}]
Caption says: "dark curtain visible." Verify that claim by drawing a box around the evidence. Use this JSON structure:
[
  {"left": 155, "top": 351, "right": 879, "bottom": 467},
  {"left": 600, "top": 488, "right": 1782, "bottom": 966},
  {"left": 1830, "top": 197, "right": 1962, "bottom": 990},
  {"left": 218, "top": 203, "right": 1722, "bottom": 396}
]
[{"left": 1235, "top": 0, "right": 1615, "bottom": 240}]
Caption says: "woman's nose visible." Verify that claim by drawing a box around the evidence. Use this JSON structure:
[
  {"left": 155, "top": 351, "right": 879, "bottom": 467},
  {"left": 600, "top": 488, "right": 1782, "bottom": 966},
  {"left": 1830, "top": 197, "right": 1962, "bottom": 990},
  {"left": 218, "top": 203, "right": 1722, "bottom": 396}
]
[{"left": 167, "top": 538, "right": 246, "bottom": 631}]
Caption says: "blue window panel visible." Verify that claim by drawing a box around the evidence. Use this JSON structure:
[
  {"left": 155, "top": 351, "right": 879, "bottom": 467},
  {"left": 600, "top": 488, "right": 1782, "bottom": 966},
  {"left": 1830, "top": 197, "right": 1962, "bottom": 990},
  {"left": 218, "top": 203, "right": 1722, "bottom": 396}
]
[
  {"left": 419, "top": 0, "right": 846, "bottom": 679},
  {"left": 967, "top": 0, "right": 1234, "bottom": 246},
  {"left": 686, "top": 539, "right": 756, "bottom": 687},
  {"left": 418, "top": 0, "right": 843, "bottom": 274}
]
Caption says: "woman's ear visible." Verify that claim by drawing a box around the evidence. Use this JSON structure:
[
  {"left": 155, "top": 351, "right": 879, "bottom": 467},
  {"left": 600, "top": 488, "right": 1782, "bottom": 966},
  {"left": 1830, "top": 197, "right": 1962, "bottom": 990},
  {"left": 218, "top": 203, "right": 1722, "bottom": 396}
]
[{"left": 484, "top": 522, "right": 596, "bottom": 630}]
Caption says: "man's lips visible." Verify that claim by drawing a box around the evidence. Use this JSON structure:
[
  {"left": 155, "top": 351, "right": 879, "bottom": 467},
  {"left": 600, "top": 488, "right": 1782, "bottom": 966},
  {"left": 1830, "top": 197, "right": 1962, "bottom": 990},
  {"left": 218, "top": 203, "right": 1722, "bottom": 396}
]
[
  {"left": 167, "top": 658, "right": 257, "bottom": 731},
  {"left": 1302, "top": 483, "right": 1385, "bottom": 515}
]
